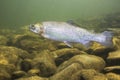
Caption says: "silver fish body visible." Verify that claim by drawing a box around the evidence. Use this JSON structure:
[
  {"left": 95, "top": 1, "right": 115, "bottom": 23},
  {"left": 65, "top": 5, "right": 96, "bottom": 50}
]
[{"left": 29, "top": 21, "right": 113, "bottom": 47}]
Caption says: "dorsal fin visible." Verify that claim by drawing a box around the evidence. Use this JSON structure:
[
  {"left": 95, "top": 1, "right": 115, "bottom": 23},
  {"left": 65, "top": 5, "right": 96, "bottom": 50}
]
[{"left": 66, "top": 20, "right": 81, "bottom": 27}]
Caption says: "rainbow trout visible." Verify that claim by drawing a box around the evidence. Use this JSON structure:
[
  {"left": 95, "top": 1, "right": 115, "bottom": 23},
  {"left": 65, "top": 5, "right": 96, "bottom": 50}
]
[{"left": 29, "top": 21, "right": 113, "bottom": 47}]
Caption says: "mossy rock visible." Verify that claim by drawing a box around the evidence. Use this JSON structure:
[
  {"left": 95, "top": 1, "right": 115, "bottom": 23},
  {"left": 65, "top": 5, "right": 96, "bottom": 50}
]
[
  {"left": 51, "top": 48, "right": 87, "bottom": 66},
  {"left": 80, "top": 69, "right": 107, "bottom": 80},
  {"left": 12, "top": 34, "right": 57, "bottom": 53},
  {"left": 0, "top": 64, "right": 15, "bottom": 80},
  {"left": 0, "top": 35, "right": 8, "bottom": 45},
  {"left": 31, "top": 50, "right": 57, "bottom": 77},
  {"left": 50, "top": 63, "right": 82, "bottom": 80},
  {"left": 12, "top": 70, "right": 27, "bottom": 79},
  {"left": 16, "top": 76, "right": 48, "bottom": 80},
  {"left": 106, "top": 73, "right": 120, "bottom": 80},
  {"left": 57, "top": 54, "right": 105, "bottom": 72},
  {"left": 113, "top": 37, "right": 120, "bottom": 49},
  {"left": 0, "top": 45, "right": 30, "bottom": 65},
  {"left": 86, "top": 42, "right": 114, "bottom": 59},
  {"left": 107, "top": 50, "right": 120, "bottom": 68}
]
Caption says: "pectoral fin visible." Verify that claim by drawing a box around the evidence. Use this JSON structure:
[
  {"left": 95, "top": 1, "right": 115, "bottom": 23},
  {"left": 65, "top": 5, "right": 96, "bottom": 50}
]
[
  {"left": 64, "top": 41, "right": 73, "bottom": 48},
  {"left": 82, "top": 41, "right": 91, "bottom": 48}
]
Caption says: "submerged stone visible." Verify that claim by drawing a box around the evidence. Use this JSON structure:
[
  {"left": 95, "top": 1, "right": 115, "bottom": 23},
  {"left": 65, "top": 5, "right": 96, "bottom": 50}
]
[
  {"left": 16, "top": 76, "right": 48, "bottom": 80},
  {"left": 104, "top": 66, "right": 120, "bottom": 74},
  {"left": 0, "top": 35, "right": 8, "bottom": 45},
  {"left": 107, "top": 50, "right": 120, "bottom": 66},
  {"left": 0, "top": 46, "right": 30, "bottom": 65},
  {"left": 31, "top": 50, "right": 57, "bottom": 77},
  {"left": 51, "top": 48, "right": 86, "bottom": 66},
  {"left": 12, "top": 34, "right": 57, "bottom": 53},
  {"left": 57, "top": 54, "right": 105, "bottom": 72},
  {"left": 106, "top": 73, "right": 120, "bottom": 80},
  {"left": 50, "top": 63, "right": 82, "bottom": 80},
  {"left": 12, "top": 70, "right": 27, "bottom": 79}
]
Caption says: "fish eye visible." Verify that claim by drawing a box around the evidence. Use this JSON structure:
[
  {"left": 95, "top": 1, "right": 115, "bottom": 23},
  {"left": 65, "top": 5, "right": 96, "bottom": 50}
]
[{"left": 30, "top": 24, "right": 36, "bottom": 30}]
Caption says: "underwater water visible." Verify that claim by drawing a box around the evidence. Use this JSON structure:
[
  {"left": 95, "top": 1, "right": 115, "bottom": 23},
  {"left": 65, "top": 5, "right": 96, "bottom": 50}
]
[
  {"left": 0, "top": 0, "right": 120, "bottom": 80},
  {"left": 0, "top": 0, "right": 120, "bottom": 28}
]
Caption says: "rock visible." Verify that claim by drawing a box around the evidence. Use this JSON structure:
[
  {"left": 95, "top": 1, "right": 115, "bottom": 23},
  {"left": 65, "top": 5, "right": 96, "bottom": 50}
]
[
  {"left": 80, "top": 69, "right": 107, "bottom": 80},
  {"left": 104, "top": 66, "right": 120, "bottom": 73},
  {"left": 20, "top": 59, "right": 32, "bottom": 72},
  {"left": 50, "top": 63, "right": 83, "bottom": 80},
  {"left": 107, "top": 50, "right": 120, "bottom": 66},
  {"left": 12, "top": 70, "right": 27, "bottom": 79},
  {"left": 0, "top": 58, "right": 9, "bottom": 65},
  {"left": 56, "top": 43, "right": 70, "bottom": 49},
  {"left": 0, "top": 28, "right": 17, "bottom": 35},
  {"left": 113, "top": 36, "right": 120, "bottom": 49},
  {"left": 32, "top": 50, "right": 57, "bottom": 77},
  {"left": 69, "top": 70, "right": 81, "bottom": 80},
  {"left": 0, "top": 64, "right": 15, "bottom": 80},
  {"left": 86, "top": 42, "right": 114, "bottom": 59},
  {"left": 107, "top": 50, "right": 120, "bottom": 59},
  {"left": 51, "top": 48, "right": 86, "bottom": 66},
  {"left": 0, "top": 35, "right": 8, "bottom": 45},
  {"left": 12, "top": 34, "right": 56, "bottom": 53},
  {"left": 16, "top": 76, "right": 48, "bottom": 80},
  {"left": 106, "top": 73, "right": 120, "bottom": 80},
  {"left": 71, "top": 69, "right": 107, "bottom": 80},
  {"left": 0, "top": 70, "right": 11, "bottom": 80},
  {"left": 57, "top": 54, "right": 105, "bottom": 72},
  {"left": 28, "top": 69, "right": 41, "bottom": 76},
  {"left": 80, "top": 69, "right": 98, "bottom": 80},
  {"left": 0, "top": 46, "right": 30, "bottom": 65},
  {"left": 92, "top": 74, "right": 107, "bottom": 80},
  {"left": 52, "top": 48, "right": 86, "bottom": 58}
]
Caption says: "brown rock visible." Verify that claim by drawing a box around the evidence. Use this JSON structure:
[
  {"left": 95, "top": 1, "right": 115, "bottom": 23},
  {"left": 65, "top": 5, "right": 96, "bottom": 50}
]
[
  {"left": 70, "top": 70, "right": 81, "bottom": 80},
  {"left": 106, "top": 73, "right": 120, "bottom": 80},
  {"left": 80, "top": 69, "right": 107, "bottom": 80},
  {"left": 51, "top": 48, "right": 86, "bottom": 66},
  {"left": 107, "top": 50, "right": 120, "bottom": 66},
  {"left": 28, "top": 69, "right": 41, "bottom": 76},
  {"left": 12, "top": 34, "right": 56, "bottom": 53},
  {"left": 0, "top": 64, "right": 15, "bottom": 80},
  {"left": 56, "top": 43, "right": 70, "bottom": 49},
  {"left": 0, "top": 35, "right": 8, "bottom": 45},
  {"left": 86, "top": 42, "right": 114, "bottom": 59},
  {"left": 108, "top": 50, "right": 120, "bottom": 60},
  {"left": 104, "top": 66, "right": 120, "bottom": 73},
  {"left": 92, "top": 75, "right": 107, "bottom": 80},
  {"left": 80, "top": 69, "right": 98, "bottom": 80},
  {"left": 0, "top": 70, "right": 11, "bottom": 80},
  {"left": 52, "top": 48, "right": 86, "bottom": 58},
  {"left": 50, "top": 63, "right": 82, "bottom": 80},
  {"left": 12, "top": 70, "right": 27, "bottom": 79},
  {"left": 20, "top": 59, "right": 32, "bottom": 72},
  {"left": 16, "top": 76, "right": 48, "bottom": 80},
  {"left": 57, "top": 54, "right": 105, "bottom": 72},
  {"left": 32, "top": 50, "right": 57, "bottom": 77},
  {"left": 0, "top": 46, "right": 30, "bottom": 65},
  {"left": 112, "top": 36, "right": 120, "bottom": 49}
]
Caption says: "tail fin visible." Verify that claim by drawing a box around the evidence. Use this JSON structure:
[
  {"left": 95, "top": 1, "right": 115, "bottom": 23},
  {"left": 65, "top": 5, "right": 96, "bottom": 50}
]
[{"left": 101, "top": 31, "right": 114, "bottom": 47}]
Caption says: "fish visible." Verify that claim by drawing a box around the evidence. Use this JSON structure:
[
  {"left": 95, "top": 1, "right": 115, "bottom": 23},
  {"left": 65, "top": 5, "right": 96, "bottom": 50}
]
[{"left": 29, "top": 21, "right": 113, "bottom": 48}]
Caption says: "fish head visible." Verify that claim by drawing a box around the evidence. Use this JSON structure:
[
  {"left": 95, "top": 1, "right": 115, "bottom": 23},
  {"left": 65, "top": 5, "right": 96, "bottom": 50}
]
[{"left": 29, "top": 23, "right": 43, "bottom": 34}]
